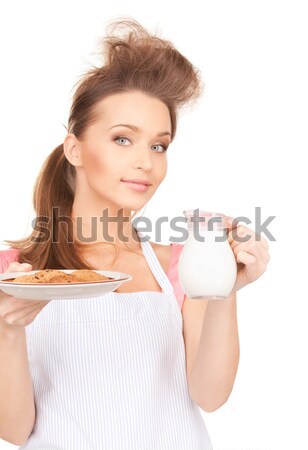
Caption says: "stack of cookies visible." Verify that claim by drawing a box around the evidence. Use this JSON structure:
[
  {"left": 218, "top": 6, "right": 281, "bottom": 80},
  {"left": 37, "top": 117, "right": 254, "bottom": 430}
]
[{"left": 9, "top": 269, "right": 111, "bottom": 284}]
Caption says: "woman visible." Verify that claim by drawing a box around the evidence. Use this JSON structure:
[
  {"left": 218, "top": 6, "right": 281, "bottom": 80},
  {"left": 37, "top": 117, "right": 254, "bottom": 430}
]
[{"left": 0, "top": 18, "right": 270, "bottom": 450}]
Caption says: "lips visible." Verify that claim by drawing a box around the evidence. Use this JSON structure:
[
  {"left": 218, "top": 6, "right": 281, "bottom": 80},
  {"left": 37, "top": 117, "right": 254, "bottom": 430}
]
[
  {"left": 121, "top": 178, "right": 152, "bottom": 186},
  {"left": 121, "top": 179, "right": 151, "bottom": 193}
]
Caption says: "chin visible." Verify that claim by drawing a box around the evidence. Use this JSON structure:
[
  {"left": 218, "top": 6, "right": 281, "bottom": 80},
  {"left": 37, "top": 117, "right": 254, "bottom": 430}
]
[
  {"left": 105, "top": 197, "right": 147, "bottom": 215},
  {"left": 123, "top": 200, "right": 148, "bottom": 213}
]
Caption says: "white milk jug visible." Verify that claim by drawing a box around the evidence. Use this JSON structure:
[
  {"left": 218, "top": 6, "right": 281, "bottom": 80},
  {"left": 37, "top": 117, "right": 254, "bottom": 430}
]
[{"left": 178, "top": 209, "right": 237, "bottom": 299}]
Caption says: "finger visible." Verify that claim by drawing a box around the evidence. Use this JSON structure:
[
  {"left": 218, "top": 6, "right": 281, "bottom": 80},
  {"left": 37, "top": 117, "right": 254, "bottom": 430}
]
[
  {"left": 229, "top": 234, "right": 252, "bottom": 249},
  {"left": 1, "top": 300, "right": 41, "bottom": 318},
  {"left": 228, "top": 225, "right": 255, "bottom": 247},
  {"left": 225, "top": 217, "right": 239, "bottom": 231},
  {"left": 251, "top": 243, "right": 270, "bottom": 264},
  {"left": 236, "top": 250, "right": 256, "bottom": 265},
  {"left": 6, "top": 262, "right": 32, "bottom": 273},
  {"left": 227, "top": 223, "right": 270, "bottom": 250},
  {"left": 231, "top": 241, "right": 252, "bottom": 255},
  {"left": 234, "top": 241, "right": 269, "bottom": 267},
  {"left": 259, "top": 236, "right": 269, "bottom": 250},
  {"left": 3, "top": 303, "right": 45, "bottom": 327},
  {"left": 249, "top": 230, "right": 269, "bottom": 250}
]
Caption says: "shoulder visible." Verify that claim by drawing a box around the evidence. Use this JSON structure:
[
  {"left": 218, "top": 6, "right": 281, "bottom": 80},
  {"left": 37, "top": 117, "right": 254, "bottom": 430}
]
[
  {"left": 151, "top": 241, "right": 185, "bottom": 310},
  {"left": 150, "top": 241, "right": 172, "bottom": 273},
  {"left": 151, "top": 241, "right": 184, "bottom": 274},
  {"left": 0, "top": 248, "right": 20, "bottom": 274}
]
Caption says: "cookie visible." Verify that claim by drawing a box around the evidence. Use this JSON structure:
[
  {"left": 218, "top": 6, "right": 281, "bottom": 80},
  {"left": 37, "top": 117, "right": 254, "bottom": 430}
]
[
  {"left": 9, "top": 269, "right": 111, "bottom": 284},
  {"left": 33, "top": 270, "right": 65, "bottom": 282},
  {"left": 10, "top": 274, "right": 42, "bottom": 283},
  {"left": 48, "top": 273, "right": 80, "bottom": 283},
  {"left": 70, "top": 270, "right": 111, "bottom": 282}
]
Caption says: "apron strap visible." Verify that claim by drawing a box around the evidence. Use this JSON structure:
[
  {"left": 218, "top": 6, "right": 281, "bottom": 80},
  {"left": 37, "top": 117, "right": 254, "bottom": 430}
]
[{"left": 134, "top": 225, "right": 175, "bottom": 297}]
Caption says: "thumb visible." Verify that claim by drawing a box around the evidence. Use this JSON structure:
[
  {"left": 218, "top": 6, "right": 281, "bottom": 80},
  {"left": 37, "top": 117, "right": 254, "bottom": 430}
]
[{"left": 6, "top": 262, "right": 33, "bottom": 273}]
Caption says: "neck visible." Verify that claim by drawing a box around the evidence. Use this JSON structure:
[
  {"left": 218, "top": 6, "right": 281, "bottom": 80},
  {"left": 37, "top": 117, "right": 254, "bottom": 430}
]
[{"left": 71, "top": 205, "right": 141, "bottom": 251}]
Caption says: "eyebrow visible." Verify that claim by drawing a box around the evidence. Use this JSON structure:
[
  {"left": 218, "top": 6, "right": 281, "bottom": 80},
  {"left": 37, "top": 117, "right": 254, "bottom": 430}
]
[{"left": 108, "top": 124, "right": 171, "bottom": 137}]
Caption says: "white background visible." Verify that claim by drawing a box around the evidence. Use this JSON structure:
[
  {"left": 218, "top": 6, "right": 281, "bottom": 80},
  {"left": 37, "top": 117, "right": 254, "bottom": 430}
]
[{"left": 0, "top": 1, "right": 307, "bottom": 449}]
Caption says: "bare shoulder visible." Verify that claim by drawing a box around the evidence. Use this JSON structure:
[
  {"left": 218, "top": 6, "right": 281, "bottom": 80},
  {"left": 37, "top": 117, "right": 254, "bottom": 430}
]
[{"left": 150, "top": 241, "right": 173, "bottom": 274}]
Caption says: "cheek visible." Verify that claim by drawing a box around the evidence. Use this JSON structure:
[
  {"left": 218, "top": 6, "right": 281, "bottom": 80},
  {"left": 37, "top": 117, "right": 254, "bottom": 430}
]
[
  {"left": 83, "top": 149, "right": 106, "bottom": 176},
  {"left": 157, "top": 158, "right": 167, "bottom": 181}
]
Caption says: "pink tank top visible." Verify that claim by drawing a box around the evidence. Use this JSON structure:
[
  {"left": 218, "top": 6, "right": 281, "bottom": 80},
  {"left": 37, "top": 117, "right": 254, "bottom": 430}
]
[{"left": 0, "top": 243, "right": 185, "bottom": 310}]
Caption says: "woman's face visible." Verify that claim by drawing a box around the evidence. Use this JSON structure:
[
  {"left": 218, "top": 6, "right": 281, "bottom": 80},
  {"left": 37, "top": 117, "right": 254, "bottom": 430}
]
[{"left": 66, "top": 90, "right": 172, "bottom": 216}]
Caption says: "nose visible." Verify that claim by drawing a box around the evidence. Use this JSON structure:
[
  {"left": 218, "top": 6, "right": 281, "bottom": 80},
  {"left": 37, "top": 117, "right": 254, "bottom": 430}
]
[{"left": 133, "top": 147, "right": 153, "bottom": 171}]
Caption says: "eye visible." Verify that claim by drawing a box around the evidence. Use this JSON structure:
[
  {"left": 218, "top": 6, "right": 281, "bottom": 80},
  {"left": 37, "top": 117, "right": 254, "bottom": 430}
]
[
  {"left": 152, "top": 144, "right": 167, "bottom": 153},
  {"left": 114, "top": 136, "right": 131, "bottom": 145},
  {"left": 114, "top": 136, "right": 168, "bottom": 152}
]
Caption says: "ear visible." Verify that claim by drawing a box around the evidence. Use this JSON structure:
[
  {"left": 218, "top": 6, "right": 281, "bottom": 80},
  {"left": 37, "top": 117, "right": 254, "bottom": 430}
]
[{"left": 63, "top": 133, "right": 83, "bottom": 167}]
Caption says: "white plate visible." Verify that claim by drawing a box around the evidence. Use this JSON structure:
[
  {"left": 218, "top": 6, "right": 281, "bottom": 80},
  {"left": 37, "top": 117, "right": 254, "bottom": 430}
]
[{"left": 0, "top": 270, "right": 132, "bottom": 301}]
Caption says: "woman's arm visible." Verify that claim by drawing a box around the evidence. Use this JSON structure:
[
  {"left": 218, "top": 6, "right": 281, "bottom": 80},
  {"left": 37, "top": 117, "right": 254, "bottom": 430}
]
[
  {"left": 179, "top": 218, "right": 270, "bottom": 413},
  {"left": 184, "top": 292, "right": 239, "bottom": 412},
  {"left": 0, "top": 326, "right": 36, "bottom": 445},
  {"left": 0, "top": 261, "right": 38, "bottom": 446}
]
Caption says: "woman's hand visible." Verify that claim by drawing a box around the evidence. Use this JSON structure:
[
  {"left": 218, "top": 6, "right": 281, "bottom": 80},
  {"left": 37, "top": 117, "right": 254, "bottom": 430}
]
[
  {"left": 0, "top": 262, "right": 50, "bottom": 333},
  {"left": 225, "top": 216, "right": 271, "bottom": 293}
]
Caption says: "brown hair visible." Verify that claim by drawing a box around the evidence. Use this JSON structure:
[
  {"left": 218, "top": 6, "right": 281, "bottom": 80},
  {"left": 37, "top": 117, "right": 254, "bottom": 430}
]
[{"left": 3, "top": 17, "right": 203, "bottom": 269}]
